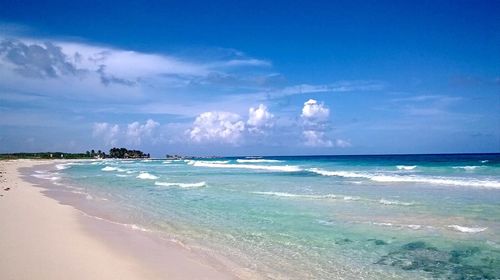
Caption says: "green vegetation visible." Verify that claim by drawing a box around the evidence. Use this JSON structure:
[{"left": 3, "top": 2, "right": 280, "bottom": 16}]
[
  {"left": 108, "top": 148, "right": 150, "bottom": 159},
  {"left": 0, "top": 147, "right": 150, "bottom": 160}
]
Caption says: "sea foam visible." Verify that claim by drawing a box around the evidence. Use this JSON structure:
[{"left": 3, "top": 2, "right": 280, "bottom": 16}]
[
  {"left": 186, "top": 160, "right": 230, "bottom": 165},
  {"left": 32, "top": 174, "right": 61, "bottom": 180},
  {"left": 379, "top": 199, "right": 414, "bottom": 206},
  {"left": 447, "top": 225, "right": 487, "bottom": 233},
  {"left": 308, "top": 168, "right": 500, "bottom": 188},
  {"left": 396, "top": 165, "right": 417, "bottom": 170},
  {"left": 452, "top": 166, "right": 480, "bottom": 171},
  {"left": 102, "top": 166, "right": 118, "bottom": 171},
  {"left": 136, "top": 172, "right": 158, "bottom": 180},
  {"left": 56, "top": 164, "right": 71, "bottom": 170},
  {"left": 189, "top": 161, "right": 302, "bottom": 172},
  {"left": 236, "top": 159, "right": 283, "bottom": 163},
  {"left": 155, "top": 181, "right": 206, "bottom": 188},
  {"left": 252, "top": 191, "right": 338, "bottom": 199}
]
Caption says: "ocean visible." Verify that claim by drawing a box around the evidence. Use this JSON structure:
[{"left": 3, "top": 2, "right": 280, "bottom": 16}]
[{"left": 32, "top": 154, "right": 500, "bottom": 279}]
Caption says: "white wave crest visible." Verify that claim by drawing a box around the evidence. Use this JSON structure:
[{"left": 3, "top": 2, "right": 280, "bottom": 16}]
[
  {"left": 101, "top": 166, "right": 118, "bottom": 171},
  {"left": 236, "top": 159, "right": 283, "bottom": 163},
  {"left": 379, "top": 199, "right": 414, "bottom": 206},
  {"left": 190, "top": 161, "right": 302, "bottom": 172},
  {"left": 154, "top": 181, "right": 206, "bottom": 188},
  {"left": 448, "top": 225, "right": 487, "bottom": 233},
  {"left": 186, "top": 160, "right": 230, "bottom": 165},
  {"left": 407, "top": 224, "right": 422, "bottom": 230},
  {"left": 396, "top": 165, "right": 417, "bottom": 170},
  {"left": 136, "top": 172, "right": 158, "bottom": 180},
  {"left": 453, "top": 166, "right": 480, "bottom": 171},
  {"left": 308, "top": 168, "right": 500, "bottom": 188},
  {"left": 252, "top": 191, "right": 337, "bottom": 199},
  {"left": 56, "top": 164, "right": 71, "bottom": 170},
  {"left": 373, "top": 222, "right": 393, "bottom": 227},
  {"left": 101, "top": 166, "right": 127, "bottom": 172},
  {"left": 308, "top": 168, "right": 364, "bottom": 178},
  {"left": 370, "top": 175, "right": 500, "bottom": 188}
]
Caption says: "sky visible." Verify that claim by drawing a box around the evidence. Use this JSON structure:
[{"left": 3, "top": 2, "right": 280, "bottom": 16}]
[{"left": 0, "top": 0, "right": 499, "bottom": 156}]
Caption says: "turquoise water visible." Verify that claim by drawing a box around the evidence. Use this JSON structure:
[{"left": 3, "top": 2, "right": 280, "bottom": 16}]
[{"left": 36, "top": 154, "right": 500, "bottom": 279}]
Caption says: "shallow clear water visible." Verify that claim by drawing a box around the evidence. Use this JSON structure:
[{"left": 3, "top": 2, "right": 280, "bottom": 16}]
[{"left": 36, "top": 154, "right": 500, "bottom": 279}]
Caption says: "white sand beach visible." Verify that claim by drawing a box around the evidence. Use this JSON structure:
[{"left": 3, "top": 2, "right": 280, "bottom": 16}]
[{"left": 0, "top": 160, "right": 239, "bottom": 280}]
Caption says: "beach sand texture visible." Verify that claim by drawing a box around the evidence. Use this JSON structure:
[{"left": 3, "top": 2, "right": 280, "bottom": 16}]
[{"left": 0, "top": 160, "right": 237, "bottom": 280}]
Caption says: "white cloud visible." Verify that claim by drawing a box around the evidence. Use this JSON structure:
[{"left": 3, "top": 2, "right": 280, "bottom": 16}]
[
  {"left": 281, "top": 81, "right": 385, "bottom": 96},
  {"left": 92, "top": 119, "right": 160, "bottom": 147},
  {"left": 335, "top": 139, "right": 351, "bottom": 148},
  {"left": 302, "top": 130, "right": 333, "bottom": 147},
  {"left": 222, "top": 58, "right": 271, "bottom": 67},
  {"left": 126, "top": 119, "right": 159, "bottom": 146},
  {"left": 188, "top": 111, "right": 245, "bottom": 144},
  {"left": 247, "top": 104, "right": 274, "bottom": 133},
  {"left": 301, "top": 99, "right": 330, "bottom": 121},
  {"left": 0, "top": 36, "right": 272, "bottom": 92},
  {"left": 300, "top": 99, "right": 336, "bottom": 147},
  {"left": 92, "top": 122, "right": 120, "bottom": 146}
]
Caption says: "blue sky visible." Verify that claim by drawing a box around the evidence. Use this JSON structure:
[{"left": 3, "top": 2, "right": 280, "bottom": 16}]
[{"left": 0, "top": 0, "right": 498, "bottom": 156}]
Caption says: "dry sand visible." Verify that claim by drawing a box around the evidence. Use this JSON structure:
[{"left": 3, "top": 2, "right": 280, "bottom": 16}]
[{"left": 0, "top": 160, "right": 239, "bottom": 280}]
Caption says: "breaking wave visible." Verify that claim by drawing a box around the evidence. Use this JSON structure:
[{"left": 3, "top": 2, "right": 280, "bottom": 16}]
[
  {"left": 379, "top": 199, "right": 415, "bottom": 206},
  {"left": 186, "top": 160, "right": 230, "bottom": 165},
  {"left": 236, "top": 159, "right": 284, "bottom": 163},
  {"left": 396, "top": 165, "right": 417, "bottom": 170},
  {"left": 136, "top": 172, "right": 158, "bottom": 180},
  {"left": 308, "top": 168, "right": 500, "bottom": 188},
  {"left": 452, "top": 166, "right": 480, "bottom": 171},
  {"left": 252, "top": 191, "right": 338, "bottom": 199},
  {"left": 447, "top": 225, "right": 487, "bottom": 233},
  {"left": 56, "top": 164, "right": 71, "bottom": 170},
  {"left": 102, "top": 166, "right": 119, "bottom": 171},
  {"left": 189, "top": 161, "right": 302, "bottom": 172}
]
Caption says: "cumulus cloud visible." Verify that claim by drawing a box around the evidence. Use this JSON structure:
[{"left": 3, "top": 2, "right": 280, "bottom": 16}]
[
  {"left": 92, "top": 122, "right": 120, "bottom": 146},
  {"left": 301, "top": 99, "right": 330, "bottom": 121},
  {"left": 300, "top": 99, "right": 334, "bottom": 147},
  {"left": 247, "top": 104, "right": 274, "bottom": 133},
  {"left": 92, "top": 119, "right": 160, "bottom": 147},
  {"left": 188, "top": 111, "right": 245, "bottom": 144},
  {"left": 302, "top": 130, "right": 333, "bottom": 147},
  {"left": 126, "top": 119, "right": 159, "bottom": 146}
]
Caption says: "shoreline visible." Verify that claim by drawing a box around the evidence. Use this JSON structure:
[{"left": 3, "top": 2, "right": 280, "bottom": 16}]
[{"left": 0, "top": 159, "right": 241, "bottom": 280}]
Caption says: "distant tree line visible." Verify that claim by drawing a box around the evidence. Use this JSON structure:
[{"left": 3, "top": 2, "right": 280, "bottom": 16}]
[
  {"left": 108, "top": 148, "right": 150, "bottom": 159},
  {"left": 85, "top": 149, "right": 106, "bottom": 158},
  {"left": 1, "top": 148, "right": 150, "bottom": 160}
]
